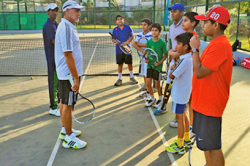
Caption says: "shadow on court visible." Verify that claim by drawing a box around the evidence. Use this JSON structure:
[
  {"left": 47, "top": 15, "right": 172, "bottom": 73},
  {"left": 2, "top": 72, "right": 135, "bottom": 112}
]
[{"left": 0, "top": 66, "right": 250, "bottom": 166}]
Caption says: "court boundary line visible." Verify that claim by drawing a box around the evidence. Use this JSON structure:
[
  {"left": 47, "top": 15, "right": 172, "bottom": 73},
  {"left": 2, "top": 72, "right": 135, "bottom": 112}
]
[
  {"left": 136, "top": 76, "right": 178, "bottom": 166},
  {"left": 46, "top": 39, "right": 100, "bottom": 166}
]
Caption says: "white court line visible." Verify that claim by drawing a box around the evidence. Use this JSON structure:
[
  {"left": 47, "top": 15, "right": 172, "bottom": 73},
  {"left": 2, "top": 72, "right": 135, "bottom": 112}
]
[
  {"left": 46, "top": 39, "right": 100, "bottom": 166},
  {"left": 136, "top": 76, "right": 178, "bottom": 166}
]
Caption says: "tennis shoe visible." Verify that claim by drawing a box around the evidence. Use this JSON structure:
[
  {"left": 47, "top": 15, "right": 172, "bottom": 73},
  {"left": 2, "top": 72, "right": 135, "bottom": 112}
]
[
  {"left": 114, "top": 79, "right": 122, "bottom": 86},
  {"left": 130, "top": 77, "right": 138, "bottom": 84},
  {"left": 59, "top": 129, "right": 82, "bottom": 140},
  {"left": 190, "top": 129, "right": 196, "bottom": 139},
  {"left": 165, "top": 142, "right": 185, "bottom": 154},
  {"left": 145, "top": 99, "right": 156, "bottom": 107},
  {"left": 170, "top": 120, "right": 178, "bottom": 128},
  {"left": 145, "top": 93, "right": 150, "bottom": 101},
  {"left": 62, "top": 133, "right": 87, "bottom": 149},
  {"left": 154, "top": 105, "right": 167, "bottom": 115},
  {"left": 153, "top": 100, "right": 163, "bottom": 108},
  {"left": 49, "top": 108, "right": 60, "bottom": 117},
  {"left": 184, "top": 140, "right": 193, "bottom": 148},
  {"left": 139, "top": 84, "right": 146, "bottom": 91},
  {"left": 139, "top": 91, "right": 147, "bottom": 97}
]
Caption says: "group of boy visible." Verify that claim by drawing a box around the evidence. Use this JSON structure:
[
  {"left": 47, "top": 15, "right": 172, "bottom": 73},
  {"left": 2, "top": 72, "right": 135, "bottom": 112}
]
[{"left": 114, "top": 3, "right": 232, "bottom": 166}]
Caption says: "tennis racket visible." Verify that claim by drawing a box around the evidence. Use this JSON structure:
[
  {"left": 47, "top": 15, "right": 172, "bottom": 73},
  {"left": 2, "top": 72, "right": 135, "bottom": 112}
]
[
  {"left": 109, "top": 32, "right": 132, "bottom": 55},
  {"left": 188, "top": 137, "right": 196, "bottom": 166},
  {"left": 68, "top": 74, "right": 96, "bottom": 125},
  {"left": 145, "top": 48, "right": 159, "bottom": 69},
  {"left": 137, "top": 37, "right": 148, "bottom": 73}
]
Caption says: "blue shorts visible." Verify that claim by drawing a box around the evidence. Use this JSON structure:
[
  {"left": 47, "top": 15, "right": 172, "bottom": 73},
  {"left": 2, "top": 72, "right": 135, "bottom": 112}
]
[
  {"left": 171, "top": 102, "right": 186, "bottom": 114},
  {"left": 192, "top": 110, "right": 222, "bottom": 151}
]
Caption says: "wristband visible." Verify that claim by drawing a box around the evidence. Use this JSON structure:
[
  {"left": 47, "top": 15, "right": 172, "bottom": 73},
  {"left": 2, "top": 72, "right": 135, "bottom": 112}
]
[{"left": 73, "top": 78, "right": 79, "bottom": 81}]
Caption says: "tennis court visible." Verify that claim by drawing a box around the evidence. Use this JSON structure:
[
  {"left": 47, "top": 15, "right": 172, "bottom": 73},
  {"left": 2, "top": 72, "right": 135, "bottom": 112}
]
[{"left": 0, "top": 33, "right": 250, "bottom": 166}]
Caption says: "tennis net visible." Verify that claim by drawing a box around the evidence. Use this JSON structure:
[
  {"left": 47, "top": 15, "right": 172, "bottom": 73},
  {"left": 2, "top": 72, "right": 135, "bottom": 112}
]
[{"left": 0, "top": 34, "right": 167, "bottom": 76}]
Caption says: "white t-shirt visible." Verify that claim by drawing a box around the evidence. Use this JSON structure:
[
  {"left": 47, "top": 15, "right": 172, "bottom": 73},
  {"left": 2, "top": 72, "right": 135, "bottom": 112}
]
[
  {"left": 55, "top": 18, "right": 83, "bottom": 80},
  {"left": 169, "top": 19, "right": 186, "bottom": 50},
  {"left": 170, "top": 52, "right": 193, "bottom": 104},
  {"left": 134, "top": 31, "right": 152, "bottom": 56}
]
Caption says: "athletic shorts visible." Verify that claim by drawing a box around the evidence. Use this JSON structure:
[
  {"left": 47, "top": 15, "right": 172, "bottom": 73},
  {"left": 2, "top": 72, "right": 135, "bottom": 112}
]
[
  {"left": 146, "top": 68, "right": 162, "bottom": 81},
  {"left": 171, "top": 102, "right": 186, "bottom": 114},
  {"left": 58, "top": 79, "right": 78, "bottom": 106},
  {"left": 139, "top": 57, "right": 147, "bottom": 77},
  {"left": 192, "top": 110, "right": 222, "bottom": 151},
  {"left": 116, "top": 53, "right": 132, "bottom": 64}
]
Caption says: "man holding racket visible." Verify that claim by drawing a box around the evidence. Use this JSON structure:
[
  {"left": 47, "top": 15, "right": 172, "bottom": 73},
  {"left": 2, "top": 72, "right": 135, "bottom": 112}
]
[
  {"left": 145, "top": 23, "right": 168, "bottom": 107},
  {"left": 132, "top": 18, "right": 152, "bottom": 97},
  {"left": 190, "top": 6, "right": 232, "bottom": 165},
  {"left": 55, "top": 0, "right": 86, "bottom": 149},
  {"left": 42, "top": 3, "right": 60, "bottom": 117},
  {"left": 111, "top": 14, "right": 137, "bottom": 86}
]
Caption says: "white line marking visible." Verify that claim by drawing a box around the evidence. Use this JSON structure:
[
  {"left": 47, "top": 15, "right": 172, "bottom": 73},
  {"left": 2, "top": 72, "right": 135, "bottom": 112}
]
[
  {"left": 135, "top": 76, "right": 178, "bottom": 166},
  {"left": 46, "top": 39, "right": 100, "bottom": 166}
]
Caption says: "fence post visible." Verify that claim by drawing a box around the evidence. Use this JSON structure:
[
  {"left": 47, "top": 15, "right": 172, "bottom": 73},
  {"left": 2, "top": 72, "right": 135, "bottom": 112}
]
[
  {"left": 17, "top": 0, "right": 21, "bottom": 30},
  {"left": 109, "top": 0, "right": 111, "bottom": 29},
  {"left": 164, "top": 0, "right": 166, "bottom": 31},
  {"left": 204, "top": 0, "right": 209, "bottom": 42},
  {"left": 236, "top": 2, "right": 240, "bottom": 40}
]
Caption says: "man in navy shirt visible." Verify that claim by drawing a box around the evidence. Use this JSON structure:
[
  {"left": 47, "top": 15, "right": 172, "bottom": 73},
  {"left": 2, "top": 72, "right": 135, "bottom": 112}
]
[
  {"left": 111, "top": 14, "right": 138, "bottom": 86},
  {"left": 43, "top": 3, "right": 60, "bottom": 116}
]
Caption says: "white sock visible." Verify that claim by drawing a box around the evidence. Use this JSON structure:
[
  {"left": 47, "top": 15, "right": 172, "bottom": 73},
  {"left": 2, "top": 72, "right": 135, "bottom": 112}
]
[
  {"left": 118, "top": 73, "right": 122, "bottom": 80},
  {"left": 150, "top": 95, "right": 155, "bottom": 100},
  {"left": 129, "top": 70, "right": 133, "bottom": 78},
  {"left": 61, "top": 126, "right": 66, "bottom": 133},
  {"left": 158, "top": 96, "right": 162, "bottom": 101}
]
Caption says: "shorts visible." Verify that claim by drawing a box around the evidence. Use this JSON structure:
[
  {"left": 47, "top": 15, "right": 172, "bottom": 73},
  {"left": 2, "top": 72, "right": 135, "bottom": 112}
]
[
  {"left": 146, "top": 68, "right": 162, "bottom": 81},
  {"left": 58, "top": 79, "right": 78, "bottom": 106},
  {"left": 171, "top": 102, "right": 186, "bottom": 114},
  {"left": 192, "top": 110, "right": 222, "bottom": 151},
  {"left": 139, "top": 57, "right": 147, "bottom": 77},
  {"left": 116, "top": 53, "right": 132, "bottom": 64}
]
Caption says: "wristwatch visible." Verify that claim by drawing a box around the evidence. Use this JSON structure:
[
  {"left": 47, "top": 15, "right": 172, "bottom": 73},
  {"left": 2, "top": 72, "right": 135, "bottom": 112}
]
[{"left": 192, "top": 48, "right": 199, "bottom": 53}]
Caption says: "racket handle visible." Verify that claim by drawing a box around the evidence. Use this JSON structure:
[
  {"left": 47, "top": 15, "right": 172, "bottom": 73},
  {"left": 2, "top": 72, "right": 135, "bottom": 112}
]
[{"left": 67, "top": 74, "right": 74, "bottom": 86}]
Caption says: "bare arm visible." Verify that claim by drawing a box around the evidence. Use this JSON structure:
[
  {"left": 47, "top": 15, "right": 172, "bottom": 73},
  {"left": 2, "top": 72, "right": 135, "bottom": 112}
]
[
  {"left": 111, "top": 39, "right": 120, "bottom": 45},
  {"left": 169, "top": 49, "right": 181, "bottom": 59},
  {"left": 64, "top": 52, "right": 80, "bottom": 93},
  {"left": 190, "top": 35, "right": 212, "bottom": 79},
  {"left": 123, "top": 36, "right": 134, "bottom": 45},
  {"left": 155, "top": 52, "right": 168, "bottom": 66},
  {"left": 132, "top": 41, "right": 144, "bottom": 53}
]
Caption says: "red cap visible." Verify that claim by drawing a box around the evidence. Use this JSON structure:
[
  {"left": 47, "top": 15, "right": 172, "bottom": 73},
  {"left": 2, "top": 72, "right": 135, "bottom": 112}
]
[{"left": 194, "top": 6, "right": 230, "bottom": 26}]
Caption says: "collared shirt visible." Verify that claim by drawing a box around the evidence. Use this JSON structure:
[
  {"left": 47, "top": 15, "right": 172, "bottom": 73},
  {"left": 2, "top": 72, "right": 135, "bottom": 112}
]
[
  {"left": 169, "top": 18, "right": 185, "bottom": 50},
  {"left": 43, "top": 18, "right": 58, "bottom": 63},
  {"left": 112, "top": 24, "right": 134, "bottom": 54},
  {"left": 170, "top": 52, "right": 193, "bottom": 104},
  {"left": 55, "top": 18, "right": 83, "bottom": 80}
]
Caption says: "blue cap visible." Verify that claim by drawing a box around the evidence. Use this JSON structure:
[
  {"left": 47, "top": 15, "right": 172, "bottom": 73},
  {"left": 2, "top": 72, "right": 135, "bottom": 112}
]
[{"left": 168, "top": 3, "right": 185, "bottom": 11}]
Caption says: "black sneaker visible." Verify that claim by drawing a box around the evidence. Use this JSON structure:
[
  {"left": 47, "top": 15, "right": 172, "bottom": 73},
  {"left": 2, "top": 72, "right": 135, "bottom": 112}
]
[{"left": 114, "top": 79, "right": 122, "bottom": 86}]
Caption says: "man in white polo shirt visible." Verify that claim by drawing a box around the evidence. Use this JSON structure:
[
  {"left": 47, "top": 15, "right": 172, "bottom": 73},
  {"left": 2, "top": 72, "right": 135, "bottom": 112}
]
[{"left": 55, "top": 0, "right": 86, "bottom": 149}]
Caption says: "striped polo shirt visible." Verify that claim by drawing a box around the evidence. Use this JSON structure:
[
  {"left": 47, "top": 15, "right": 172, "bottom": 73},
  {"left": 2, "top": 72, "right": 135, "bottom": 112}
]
[{"left": 55, "top": 18, "right": 83, "bottom": 80}]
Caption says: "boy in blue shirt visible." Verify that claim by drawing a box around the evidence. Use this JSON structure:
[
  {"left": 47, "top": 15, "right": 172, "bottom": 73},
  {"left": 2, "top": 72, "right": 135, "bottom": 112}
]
[{"left": 111, "top": 15, "right": 138, "bottom": 86}]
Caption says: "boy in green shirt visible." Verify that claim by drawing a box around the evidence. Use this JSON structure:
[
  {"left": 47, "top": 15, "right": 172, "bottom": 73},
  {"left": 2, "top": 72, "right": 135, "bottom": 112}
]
[{"left": 145, "top": 23, "right": 168, "bottom": 107}]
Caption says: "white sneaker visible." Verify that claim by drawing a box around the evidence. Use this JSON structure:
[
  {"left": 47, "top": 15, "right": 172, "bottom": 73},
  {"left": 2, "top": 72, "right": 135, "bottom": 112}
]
[
  {"left": 153, "top": 100, "right": 163, "bottom": 108},
  {"left": 49, "top": 108, "right": 60, "bottom": 117},
  {"left": 145, "top": 93, "right": 151, "bottom": 101},
  {"left": 139, "top": 91, "right": 147, "bottom": 97},
  {"left": 190, "top": 129, "right": 195, "bottom": 139},
  {"left": 169, "top": 121, "right": 178, "bottom": 128},
  {"left": 157, "top": 104, "right": 166, "bottom": 111},
  {"left": 59, "top": 128, "right": 82, "bottom": 140},
  {"left": 145, "top": 99, "right": 156, "bottom": 107},
  {"left": 62, "top": 133, "right": 87, "bottom": 149}
]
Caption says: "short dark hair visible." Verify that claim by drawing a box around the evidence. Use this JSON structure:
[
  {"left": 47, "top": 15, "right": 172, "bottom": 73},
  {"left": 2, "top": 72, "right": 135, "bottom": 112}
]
[
  {"left": 151, "top": 23, "right": 161, "bottom": 32},
  {"left": 209, "top": 19, "right": 230, "bottom": 31},
  {"left": 175, "top": 32, "right": 193, "bottom": 51},
  {"left": 116, "top": 14, "right": 124, "bottom": 20},
  {"left": 141, "top": 18, "right": 152, "bottom": 26},
  {"left": 184, "top": 12, "right": 200, "bottom": 28}
]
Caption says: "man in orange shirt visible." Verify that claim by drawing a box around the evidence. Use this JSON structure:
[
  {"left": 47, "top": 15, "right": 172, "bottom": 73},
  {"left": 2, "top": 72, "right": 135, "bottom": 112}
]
[{"left": 190, "top": 6, "right": 232, "bottom": 166}]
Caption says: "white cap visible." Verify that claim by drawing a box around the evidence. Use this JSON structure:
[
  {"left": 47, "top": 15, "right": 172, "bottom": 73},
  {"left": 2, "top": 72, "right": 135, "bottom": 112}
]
[
  {"left": 62, "top": 1, "right": 84, "bottom": 12},
  {"left": 47, "top": 3, "right": 58, "bottom": 11}
]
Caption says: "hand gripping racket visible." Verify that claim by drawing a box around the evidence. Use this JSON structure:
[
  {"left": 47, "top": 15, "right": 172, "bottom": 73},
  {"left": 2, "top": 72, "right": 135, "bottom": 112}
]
[
  {"left": 188, "top": 137, "right": 196, "bottom": 166},
  {"left": 109, "top": 32, "right": 132, "bottom": 55},
  {"left": 145, "top": 48, "right": 159, "bottom": 69},
  {"left": 68, "top": 74, "right": 96, "bottom": 124}
]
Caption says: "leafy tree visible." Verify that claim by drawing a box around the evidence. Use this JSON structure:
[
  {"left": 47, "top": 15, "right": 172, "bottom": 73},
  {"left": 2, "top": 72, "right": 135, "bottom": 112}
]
[{"left": 82, "top": 0, "right": 95, "bottom": 11}]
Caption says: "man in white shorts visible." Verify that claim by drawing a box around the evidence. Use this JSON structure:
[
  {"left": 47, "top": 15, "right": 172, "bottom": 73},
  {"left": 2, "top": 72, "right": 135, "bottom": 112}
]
[{"left": 55, "top": 0, "right": 86, "bottom": 149}]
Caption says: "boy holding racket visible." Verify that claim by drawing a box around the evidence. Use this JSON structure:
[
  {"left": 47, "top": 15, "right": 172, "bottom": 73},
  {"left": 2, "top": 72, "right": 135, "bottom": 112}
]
[
  {"left": 144, "top": 23, "right": 168, "bottom": 107},
  {"left": 132, "top": 18, "right": 152, "bottom": 97},
  {"left": 168, "top": 12, "right": 199, "bottom": 138},
  {"left": 111, "top": 14, "right": 137, "bottom": 86},
  {"left": 165, "top": 32, "right": 193, "bottom": 154},
  {"left": 190, "top": 6, "right": 232, "bottom": 165}
]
